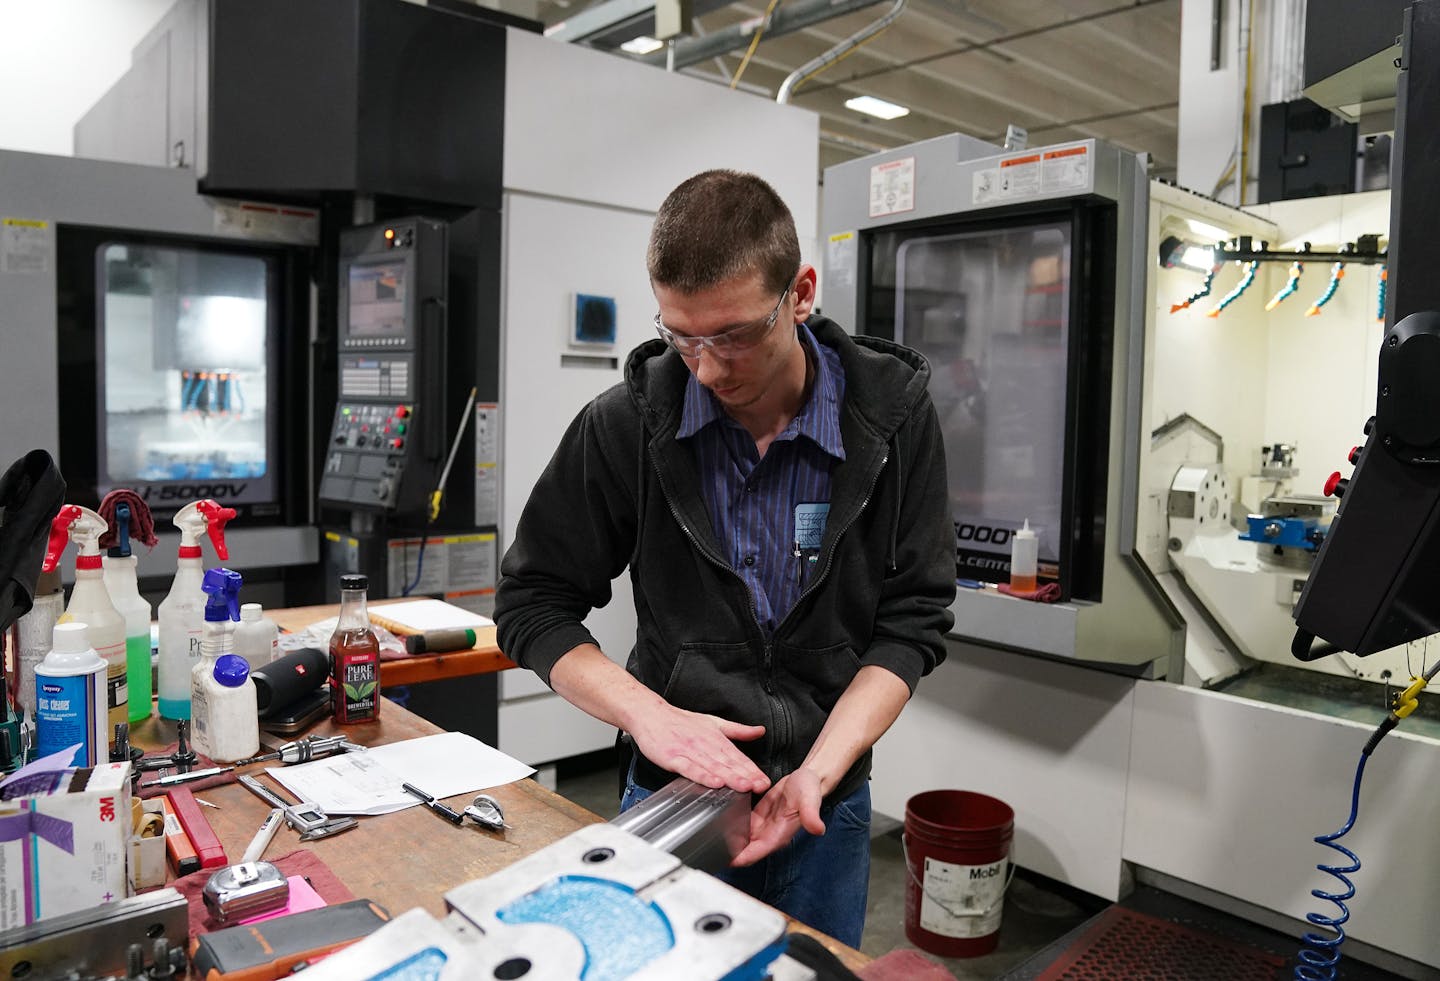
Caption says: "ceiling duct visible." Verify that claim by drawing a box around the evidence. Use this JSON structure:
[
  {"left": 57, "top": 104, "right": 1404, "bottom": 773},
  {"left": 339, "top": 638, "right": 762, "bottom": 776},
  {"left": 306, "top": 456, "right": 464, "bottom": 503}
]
[
  {"left": 776, "top": 0, "right": 905, "bottom": 103},
  {"left": 637, "top": 0, "right": 888, "bottom": 71}
]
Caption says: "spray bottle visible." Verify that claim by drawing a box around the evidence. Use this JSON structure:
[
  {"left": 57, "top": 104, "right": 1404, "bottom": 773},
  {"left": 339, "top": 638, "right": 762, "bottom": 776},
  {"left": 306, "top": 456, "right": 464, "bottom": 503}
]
[
  {"left": 14, "top": 564, "right": 64, "bottom": 727},
  {"left": 156, "top": 500, "right": 236, "bottom": 720},
  {"left": 190, "top": 568, "right": 243, "bottom": 760},
  {"left": 49, "top": 505, "right": 128, "bottom": 750},
  {"left": 102, "top": 503, "right": 155, "bottom": 723}
]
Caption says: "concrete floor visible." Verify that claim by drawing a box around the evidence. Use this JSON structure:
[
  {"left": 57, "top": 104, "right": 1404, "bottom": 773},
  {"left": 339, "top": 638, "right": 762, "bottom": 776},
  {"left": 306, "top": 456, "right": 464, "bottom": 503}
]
[{"left": 552, "top": 760, "right": 1100, "bottom": 980}]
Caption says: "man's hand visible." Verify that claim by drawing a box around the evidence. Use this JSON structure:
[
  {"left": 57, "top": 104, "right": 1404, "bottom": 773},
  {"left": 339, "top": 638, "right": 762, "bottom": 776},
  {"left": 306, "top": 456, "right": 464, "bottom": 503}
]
[
  {"left": 628, "top": 702, "right": 771, "bottom": 794},
  {"left": 731, "top": 769, "right": 826, "bottom": 867},
  {"left": 549, "top": 644, "right": 770, "bottom": 794}
]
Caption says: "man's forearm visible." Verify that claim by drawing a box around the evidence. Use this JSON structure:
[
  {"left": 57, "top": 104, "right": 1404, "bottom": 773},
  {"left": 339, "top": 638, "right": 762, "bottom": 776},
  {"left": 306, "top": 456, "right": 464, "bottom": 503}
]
[
  {"left": 799, "top": 664, "right": 911, "bottom": 796},
  {"left": 548, "top": 643, "right": 664, "bottom": 731},
  {"left": 548, "top": 643, "right": 772, "bottom": 792}
]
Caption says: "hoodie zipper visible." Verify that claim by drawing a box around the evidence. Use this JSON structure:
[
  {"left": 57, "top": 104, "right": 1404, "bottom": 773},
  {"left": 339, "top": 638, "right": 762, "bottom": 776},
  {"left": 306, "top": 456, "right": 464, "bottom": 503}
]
[
  {"left": 648, "top": 448, "right": 888, "bottom": 774},
  {"left": 773, "top": 451, "right": 889, "bottom": 638}
]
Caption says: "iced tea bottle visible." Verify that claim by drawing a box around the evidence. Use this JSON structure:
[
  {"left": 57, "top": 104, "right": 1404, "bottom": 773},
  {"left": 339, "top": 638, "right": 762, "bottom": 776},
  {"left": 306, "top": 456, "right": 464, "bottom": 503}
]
[{"left": 329, "top": 574, "right": 380, "bottom": 724}]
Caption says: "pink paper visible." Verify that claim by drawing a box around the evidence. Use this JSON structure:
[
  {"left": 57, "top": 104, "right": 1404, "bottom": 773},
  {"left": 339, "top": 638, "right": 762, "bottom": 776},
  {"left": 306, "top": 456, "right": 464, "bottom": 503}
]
[{"left": 238, "top": 875, "right": 327, "bottom": 925}]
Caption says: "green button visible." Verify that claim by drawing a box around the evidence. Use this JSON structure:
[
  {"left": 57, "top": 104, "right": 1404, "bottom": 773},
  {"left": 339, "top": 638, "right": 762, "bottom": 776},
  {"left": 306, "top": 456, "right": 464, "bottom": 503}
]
[{"left": 396, "top": 422, "right": 407, "bottom": 435}]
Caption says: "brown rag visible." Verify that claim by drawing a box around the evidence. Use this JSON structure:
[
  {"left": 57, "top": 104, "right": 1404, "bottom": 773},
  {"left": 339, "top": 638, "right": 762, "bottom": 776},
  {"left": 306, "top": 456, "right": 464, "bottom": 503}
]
[
  {"left": 164, "top": 848, "right": 356, "bottom": 938},
  {"left": 96, "top": 489, "right": 159, "bottom": 550},
  {"left": 997, "top": 581, "right": 1064, "bottom": 603}
]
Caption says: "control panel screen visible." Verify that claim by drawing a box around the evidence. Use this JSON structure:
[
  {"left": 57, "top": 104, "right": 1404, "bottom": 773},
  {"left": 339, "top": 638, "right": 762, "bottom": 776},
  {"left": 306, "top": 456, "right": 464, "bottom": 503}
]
[{"left": 347, "top": 261, "right": 408, "bottom": 338}]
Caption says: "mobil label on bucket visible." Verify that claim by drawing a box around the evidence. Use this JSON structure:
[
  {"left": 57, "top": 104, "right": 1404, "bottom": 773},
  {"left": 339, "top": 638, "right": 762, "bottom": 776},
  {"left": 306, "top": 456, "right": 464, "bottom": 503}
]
[
  {"left": 919, "top": 853, "right": 1008, "bottom": 938},
  {"left": 904, "top": 788, "right": 1015, "bottom": 958}
]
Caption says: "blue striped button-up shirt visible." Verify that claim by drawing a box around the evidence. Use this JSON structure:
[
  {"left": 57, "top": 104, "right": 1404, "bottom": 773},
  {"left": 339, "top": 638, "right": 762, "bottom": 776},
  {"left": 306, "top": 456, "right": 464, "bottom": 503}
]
[{"left": 677, "top": 323, "right": 847, "bottom": 635}]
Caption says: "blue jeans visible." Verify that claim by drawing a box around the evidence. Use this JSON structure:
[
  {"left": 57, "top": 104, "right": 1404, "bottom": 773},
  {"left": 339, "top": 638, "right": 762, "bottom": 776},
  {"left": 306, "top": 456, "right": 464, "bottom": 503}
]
[{"left": 621, "top": 770, "right": 872, "bottom": 948}]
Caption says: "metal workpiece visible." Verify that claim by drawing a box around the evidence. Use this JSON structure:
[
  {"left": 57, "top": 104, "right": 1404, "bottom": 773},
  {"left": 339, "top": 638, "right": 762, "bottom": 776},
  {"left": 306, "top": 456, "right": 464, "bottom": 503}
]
[
  {"left": 298, "top": 823, "right": 793, "bottom": 981},
  {"left": 608, "top": 777, "right": 751, "bottom": 873},
  {"left": 0, "top": 888, "right": 188, "bottom": 980}
]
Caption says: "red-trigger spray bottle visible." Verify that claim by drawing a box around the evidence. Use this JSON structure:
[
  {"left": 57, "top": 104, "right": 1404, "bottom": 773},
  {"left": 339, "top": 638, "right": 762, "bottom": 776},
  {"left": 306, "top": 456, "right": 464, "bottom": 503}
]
[
  {"left": 48, "top": 504, "right": 129, "bottom": 751},
  {"left": 156, "top": 500, "right": 236, "bottom": 720}
]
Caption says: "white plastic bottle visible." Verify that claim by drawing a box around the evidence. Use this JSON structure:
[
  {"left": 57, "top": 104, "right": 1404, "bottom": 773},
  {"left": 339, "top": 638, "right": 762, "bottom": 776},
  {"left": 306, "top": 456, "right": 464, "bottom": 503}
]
[
  {"left": 200, "top": 654, "right": 259, "bottom": 763},
  {"left": 34, "top": 622, "right": 107, "bottom": 768},
  {"left": 233, "top": 603, "right": 280, "bottom": 670},
  {"left": 1009, "top": 519, "right": 1038, "bottom": 593},
  {"left": 157, "top": 499, "right": 236, "bottom": 720},
  {"left": 51, "top": 505, "right": 128, "bottom": 749},
  {"left": 103, "top": 503, "right": 154, "bottom": 724},
  {"left": 191, "top": 568, "right": 243, "bottom": 760},
  {"left": 14, "top": 566, "right": 64, "bottom": 724}
]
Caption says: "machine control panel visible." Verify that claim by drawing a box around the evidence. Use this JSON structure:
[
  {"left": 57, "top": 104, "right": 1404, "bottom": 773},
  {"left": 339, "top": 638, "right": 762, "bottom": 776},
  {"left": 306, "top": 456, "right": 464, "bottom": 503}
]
[{"left": 319, "top": 217, "right": 446, "bottom": 514}]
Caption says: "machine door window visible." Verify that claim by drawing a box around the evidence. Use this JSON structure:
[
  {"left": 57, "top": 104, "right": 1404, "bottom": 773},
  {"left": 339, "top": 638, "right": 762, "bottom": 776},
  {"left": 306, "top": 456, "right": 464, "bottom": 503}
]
[
  {"left": 877, "top": 219, "right": 1073, "bottom": 587},
  {"left": 99, "top": 244, "right": 275, "bottom": 494}
]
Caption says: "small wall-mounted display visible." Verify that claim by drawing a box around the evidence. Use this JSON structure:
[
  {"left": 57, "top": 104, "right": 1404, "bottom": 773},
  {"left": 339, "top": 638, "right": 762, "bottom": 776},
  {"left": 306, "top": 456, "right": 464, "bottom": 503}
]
[{"left": 572, "top": 293, "right": 617, "bottom": 347}]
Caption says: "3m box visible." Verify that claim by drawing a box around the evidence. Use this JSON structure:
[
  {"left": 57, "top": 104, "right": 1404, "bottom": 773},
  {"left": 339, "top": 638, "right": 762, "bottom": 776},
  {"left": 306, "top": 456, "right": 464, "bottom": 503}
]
[{"left": 0, "top": 762, "right": 132, "bottom": 929}]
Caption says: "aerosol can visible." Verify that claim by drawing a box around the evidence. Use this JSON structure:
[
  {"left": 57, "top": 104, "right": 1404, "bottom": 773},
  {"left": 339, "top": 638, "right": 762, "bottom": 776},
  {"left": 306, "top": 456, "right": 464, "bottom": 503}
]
[
  {"left": 48, "top": 505, "right": 129, "bottom": 750},
  {"left": 190, "top": 568, "right": 243, "bottom": 761},
  {"left": 157, "top": 500, "right": 236, "bottom": 720}
]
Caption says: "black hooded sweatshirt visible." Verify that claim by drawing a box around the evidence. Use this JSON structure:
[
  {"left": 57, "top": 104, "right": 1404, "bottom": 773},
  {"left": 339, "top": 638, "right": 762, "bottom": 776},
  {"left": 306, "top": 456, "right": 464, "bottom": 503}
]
[{"left": 495, "top": 316, "right": 956, "bottom": 805}]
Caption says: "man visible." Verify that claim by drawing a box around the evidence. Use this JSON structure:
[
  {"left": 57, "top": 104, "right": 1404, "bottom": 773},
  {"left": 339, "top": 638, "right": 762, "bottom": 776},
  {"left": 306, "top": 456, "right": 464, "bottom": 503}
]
[{"left": 494, "top": 170, "right": 955, "bottom": 946}]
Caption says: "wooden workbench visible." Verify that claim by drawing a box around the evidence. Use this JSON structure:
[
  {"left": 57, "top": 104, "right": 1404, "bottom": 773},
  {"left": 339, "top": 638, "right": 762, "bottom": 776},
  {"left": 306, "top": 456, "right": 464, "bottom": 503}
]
[
  {"left": 268, "top": 599, "right": 515, "bottom": 686},
  {"left": 131, "top": 703, "right": 592, "bottom": 919},
  {"left": 130, "top": 704, "right": 868, "bottom": 973}
]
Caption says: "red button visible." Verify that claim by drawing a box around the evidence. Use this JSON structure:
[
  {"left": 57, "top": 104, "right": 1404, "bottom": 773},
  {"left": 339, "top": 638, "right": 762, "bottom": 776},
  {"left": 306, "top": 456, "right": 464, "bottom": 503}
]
[
  {"left": 1323, "top": 471, "right": 1344, "bottom": 497},
  {"left": 1348, "top": 445, "right": 1362, "bottom": 465},
  {"left": 395, "top": 406, "right": 410, "bottom": 419},
  {"left": 392, "top": 438, "right": 404, "bottom": 450}
]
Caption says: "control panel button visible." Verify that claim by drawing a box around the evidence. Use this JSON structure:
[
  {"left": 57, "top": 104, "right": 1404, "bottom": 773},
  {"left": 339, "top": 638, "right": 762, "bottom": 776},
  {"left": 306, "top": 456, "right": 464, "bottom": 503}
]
[
  {"left": 391, "top": 438, "right": 405, "bottom": 450},
  {"left": 1323, "top": 471, "right": 1349, "bottom": 498},
  {"left": 1348, "top": 445, "right": 1362, "bottom": 465},
  {"left": 395, "top": 406, "right": 410, "bottom": 419}
]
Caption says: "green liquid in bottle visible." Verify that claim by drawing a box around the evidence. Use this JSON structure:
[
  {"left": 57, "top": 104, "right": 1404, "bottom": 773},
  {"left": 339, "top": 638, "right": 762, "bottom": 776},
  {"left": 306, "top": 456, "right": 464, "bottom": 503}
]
[{"left": 126, "top": 633, "right": 154, "bottom": 723}]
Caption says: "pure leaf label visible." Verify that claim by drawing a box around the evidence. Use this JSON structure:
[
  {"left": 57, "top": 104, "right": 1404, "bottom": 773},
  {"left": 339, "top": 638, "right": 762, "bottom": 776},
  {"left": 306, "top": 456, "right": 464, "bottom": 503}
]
[{"left": 345, "top": 681, "right": 376, "bottom": 701}]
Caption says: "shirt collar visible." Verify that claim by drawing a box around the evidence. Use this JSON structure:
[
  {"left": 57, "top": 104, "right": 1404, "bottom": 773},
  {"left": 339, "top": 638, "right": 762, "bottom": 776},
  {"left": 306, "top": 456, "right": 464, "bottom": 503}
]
[{"left": 677, "top": 323, "right": 845, "bottom": 460}]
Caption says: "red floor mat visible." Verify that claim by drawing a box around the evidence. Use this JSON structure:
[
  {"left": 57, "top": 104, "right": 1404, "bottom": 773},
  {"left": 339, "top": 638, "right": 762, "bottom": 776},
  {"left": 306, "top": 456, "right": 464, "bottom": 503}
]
[{"left": 1033, "top": 905, "right": 1287, "bottom": 980}]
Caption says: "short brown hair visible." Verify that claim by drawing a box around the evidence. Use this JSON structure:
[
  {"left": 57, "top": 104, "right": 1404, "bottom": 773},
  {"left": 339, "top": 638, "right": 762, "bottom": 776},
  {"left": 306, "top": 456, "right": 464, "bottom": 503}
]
[{"left": 647, "top": 170, "right": 800, "bottom": 296}]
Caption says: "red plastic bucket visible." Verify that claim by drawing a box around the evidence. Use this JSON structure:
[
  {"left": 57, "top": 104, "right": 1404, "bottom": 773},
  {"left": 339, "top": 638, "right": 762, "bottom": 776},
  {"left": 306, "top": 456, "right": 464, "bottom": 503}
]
[{"left": 903, "top": 789, "right": 1014, "bottom": 958}]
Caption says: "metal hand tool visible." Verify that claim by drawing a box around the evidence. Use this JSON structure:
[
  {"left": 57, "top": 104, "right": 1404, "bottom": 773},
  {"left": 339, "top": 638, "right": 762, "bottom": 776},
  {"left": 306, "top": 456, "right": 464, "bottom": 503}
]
[
  {"left": 462, "top": 794, "right": 508, "bottom": 831},
  {"left": 136, "top": 720, "right": 200, "bottom": 772},
  {"left": 138, "top": 765, "right": 233, "bottom": 791},
  {"left": 232, "top": 734, "right": 366, "bottom": 768},
  {"left": 236, "top": 774, "right": 358, "bottom": 840}
]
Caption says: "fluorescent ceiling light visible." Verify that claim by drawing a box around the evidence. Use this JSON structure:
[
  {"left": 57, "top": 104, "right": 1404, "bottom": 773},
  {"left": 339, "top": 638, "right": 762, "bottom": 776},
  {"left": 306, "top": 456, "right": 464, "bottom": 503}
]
[
  {"left": 844, "top": 95, "right": 910, "bottom": 120},
  {"left": 1186, "top": 219, "right": 1231, "bottom": 242},
  {"left": 620, "top": 35, "right": 664, "bottom": 54}
]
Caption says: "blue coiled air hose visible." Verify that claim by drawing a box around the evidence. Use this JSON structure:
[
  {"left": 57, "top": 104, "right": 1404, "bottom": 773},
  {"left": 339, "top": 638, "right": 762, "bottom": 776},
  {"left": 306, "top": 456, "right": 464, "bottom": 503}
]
[
  {"left": 1293, "top": 752, "right": 1367, "bottom": 980},
  {"left": 1294, "top": 658, "right": 1439, "bottom": 979}
]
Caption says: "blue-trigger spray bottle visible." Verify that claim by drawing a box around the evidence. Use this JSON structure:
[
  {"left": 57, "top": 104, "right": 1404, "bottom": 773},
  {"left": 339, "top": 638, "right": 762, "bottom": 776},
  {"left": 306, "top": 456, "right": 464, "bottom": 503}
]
[
  {"left": 49, "top": 505, "right": 129, "bottom": 751},
  {"left": 34, "top": 622, "right": 107, "bottom": 767},
  {"left": 190, "top": 568, "right": 242, "bottom": 760},
  {"left": 102, "top": 503, "right": 155, "bottom": 723},
  {"left": 157, "top": 500, "right": 235, "bottom": 720}
]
